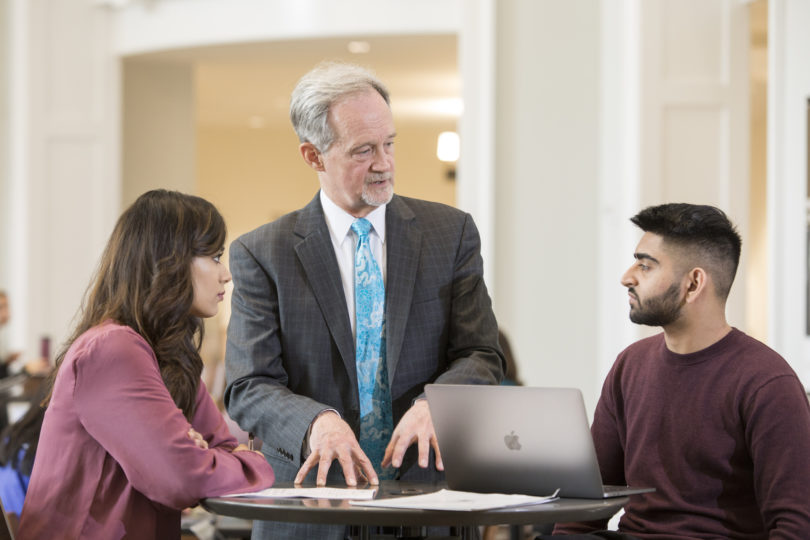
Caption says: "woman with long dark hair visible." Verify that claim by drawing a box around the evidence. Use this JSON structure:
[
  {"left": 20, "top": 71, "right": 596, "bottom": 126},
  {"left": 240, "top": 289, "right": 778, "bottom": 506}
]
[{"left": 17, "top": 190, "right": 274, "bottom": 539}]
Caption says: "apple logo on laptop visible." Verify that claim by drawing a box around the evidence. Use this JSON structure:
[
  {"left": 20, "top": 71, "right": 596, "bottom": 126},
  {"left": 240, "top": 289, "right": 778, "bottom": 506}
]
[{"left": 504, "top": 430, "right": 522, "bottom": 451}]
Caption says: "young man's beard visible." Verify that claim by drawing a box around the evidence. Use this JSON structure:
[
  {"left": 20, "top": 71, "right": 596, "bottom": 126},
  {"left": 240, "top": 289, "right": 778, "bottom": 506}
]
[{"left": 629, "top": 283, "right": 684, "bottom": 327}]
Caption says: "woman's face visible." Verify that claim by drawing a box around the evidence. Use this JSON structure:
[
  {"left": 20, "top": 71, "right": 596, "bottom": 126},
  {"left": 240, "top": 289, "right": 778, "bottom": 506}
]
[{"left": 189, "top": 250, "right": 231, "bottom": 318}]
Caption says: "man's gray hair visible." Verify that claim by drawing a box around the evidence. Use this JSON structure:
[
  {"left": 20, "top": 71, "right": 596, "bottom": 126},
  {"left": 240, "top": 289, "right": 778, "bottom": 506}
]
[{"left": 289, "top": 61, "right": 390, "bottom": 152}]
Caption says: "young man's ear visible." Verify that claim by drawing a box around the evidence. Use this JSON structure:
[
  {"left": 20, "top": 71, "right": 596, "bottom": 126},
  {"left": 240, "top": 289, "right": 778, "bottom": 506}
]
[
  {"left": 300, "top": 142, "right": 325, "bottom": 171},
  {"left": 684, "top": 267, "right": 708, "bottom": 303}
]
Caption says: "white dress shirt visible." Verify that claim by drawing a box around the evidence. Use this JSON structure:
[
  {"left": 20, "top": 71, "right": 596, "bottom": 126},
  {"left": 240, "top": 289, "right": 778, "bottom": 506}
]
[
  {"left": 319, "top": 190, "right": 387, "bottom": 336},
  {"left": 302, "top": 191, "right": 388, "bottom": 450}
]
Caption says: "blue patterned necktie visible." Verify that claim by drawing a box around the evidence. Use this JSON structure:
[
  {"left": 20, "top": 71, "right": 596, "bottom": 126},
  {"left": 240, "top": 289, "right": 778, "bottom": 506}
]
[{"left": 351, "top": 218, "right": 394, "bottom": 478}]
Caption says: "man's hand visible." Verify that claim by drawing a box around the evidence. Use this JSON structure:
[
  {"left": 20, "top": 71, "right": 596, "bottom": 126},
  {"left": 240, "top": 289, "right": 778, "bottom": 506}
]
[
  {"left": 381, "top": 399, "right": 443, "bottom": 471},
  {"left": 294, "top": 411, "right": 378, "bottom": 487}
]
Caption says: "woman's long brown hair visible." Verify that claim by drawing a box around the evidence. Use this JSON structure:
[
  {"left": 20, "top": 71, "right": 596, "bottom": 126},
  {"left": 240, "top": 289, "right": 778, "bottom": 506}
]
[{"left": 44, "top": 190, "right": 227, "bottom": 419}]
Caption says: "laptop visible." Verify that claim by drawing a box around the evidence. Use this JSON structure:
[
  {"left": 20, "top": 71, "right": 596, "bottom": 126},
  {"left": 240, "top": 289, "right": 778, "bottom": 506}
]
[{"left": 425, "top": 384, "right": 654, "bottom": 499}]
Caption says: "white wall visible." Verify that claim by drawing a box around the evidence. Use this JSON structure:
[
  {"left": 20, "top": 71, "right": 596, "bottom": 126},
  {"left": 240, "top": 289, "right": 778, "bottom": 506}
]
[
  {"left": 122, "top": 61, "right": 195, "bottom": 207},
  {"left": 492, "top": 0, "right": 604, "bottom": 411},
  {"left": 5, "top": 0, "right": 807, "bottom": 403},
  {"left": 112, "top": 0, "right": 461, "bottom": 56},
  {"left": 457, "top": 0, "right": 497, "bottom": 282},
  {"left": 6, "top": 0, "right": 462, "bottom": 362},
  {"left": 5, "top": 0, "right": 119, "bottom": 360},
  {"left": 597, "top": 0, "right": 643, "bottom": 386},
  {"left": 488, "top": 0, "right": 759, "bottom": 414},
  {"left": 768, "top": 0, "right": 810, "bottom": 382},
  {"left": 0, "top": 0, "right": 10, "bottom": 292},
  {"left": 639, "top": 0, "right": 750, "bottom": 332}
]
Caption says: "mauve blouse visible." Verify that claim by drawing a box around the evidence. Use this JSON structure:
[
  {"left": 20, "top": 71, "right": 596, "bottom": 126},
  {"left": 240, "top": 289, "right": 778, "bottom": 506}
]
[{"left": 18, "top": 321, "right": 274, "bottom": 539}]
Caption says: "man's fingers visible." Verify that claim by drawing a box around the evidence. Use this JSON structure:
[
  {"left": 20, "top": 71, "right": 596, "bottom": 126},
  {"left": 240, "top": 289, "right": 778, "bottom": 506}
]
[
  {"left": 431, "top": 433, "right": 444, "bottom": 471},
  {"left": 295, "top": 452, "right": 319, "bottom": 484},
  {"left": 390, "top": 431, "right": 415, "bottom": 468},
  {"left": 316, "top": 451, "right": 335, "bottom": 486},
  {"left": 416, "top": 430, "right": 443, "bottom": 469},
  {"left": 417, "top": 432, "right": 431, "bottom": 468},
  {"left": 381, "top": 440, "right": 395, "bottom": 468},
  {"left": 335, "top": 446, "right": 358, "bottom": 486},
  {"left": 307, "top": 413, "right": 381, "bottom": 486},
  {"left": 354, "top": 450, "right": 379, "bottom": 485},
  {"left": 354, "top": 462, "right": 380, "bottom": 486}
]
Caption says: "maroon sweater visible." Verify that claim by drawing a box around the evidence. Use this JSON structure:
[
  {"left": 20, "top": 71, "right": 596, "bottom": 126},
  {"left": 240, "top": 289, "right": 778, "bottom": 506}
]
[{"left": 555, "top": 329, "right": 810, "bottom": 539}]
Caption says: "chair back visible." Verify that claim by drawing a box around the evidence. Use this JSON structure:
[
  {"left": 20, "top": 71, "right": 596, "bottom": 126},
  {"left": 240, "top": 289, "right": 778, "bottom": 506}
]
[{"left": 0, "top": 496, "right": 14, "bottom": 540}]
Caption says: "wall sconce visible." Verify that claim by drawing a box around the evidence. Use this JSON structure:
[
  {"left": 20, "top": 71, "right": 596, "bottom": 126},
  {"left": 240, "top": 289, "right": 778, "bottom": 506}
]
[
  {"left": 437, "top": 131, "right": 459, "bottom": 181},
  {"left": 436, "top": 131, "right": 460, "bottom": 162}
]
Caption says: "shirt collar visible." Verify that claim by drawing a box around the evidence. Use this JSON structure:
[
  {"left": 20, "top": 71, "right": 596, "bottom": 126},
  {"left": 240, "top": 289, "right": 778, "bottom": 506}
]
[{"left": 320, "top": 190, "right": 386, "bottom": 244}]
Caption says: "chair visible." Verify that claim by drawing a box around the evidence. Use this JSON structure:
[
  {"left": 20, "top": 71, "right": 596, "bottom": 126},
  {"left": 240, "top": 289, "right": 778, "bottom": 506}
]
[{"left": 0, "top": 496, "right": 15, "bottom": 540}]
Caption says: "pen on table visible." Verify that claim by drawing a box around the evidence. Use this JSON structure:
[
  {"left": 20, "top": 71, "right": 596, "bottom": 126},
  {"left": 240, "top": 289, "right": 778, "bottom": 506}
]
[{"left": 248, "top": 432, "right": 254, "bottom": 451}]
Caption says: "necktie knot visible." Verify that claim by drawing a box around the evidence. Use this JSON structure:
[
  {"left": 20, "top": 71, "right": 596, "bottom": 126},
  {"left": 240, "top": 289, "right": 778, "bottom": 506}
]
[{"left": 351, "top": 218, "right": 372, "bottom": 240}]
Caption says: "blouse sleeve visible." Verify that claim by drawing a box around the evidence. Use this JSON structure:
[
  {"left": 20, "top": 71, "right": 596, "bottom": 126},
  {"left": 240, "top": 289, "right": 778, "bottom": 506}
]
[
  {"left": 72, "top": 327, "right": 274, "bottom": 509},
  {"left": 190, "top": 380, "right": 239, "bottom": 450}
]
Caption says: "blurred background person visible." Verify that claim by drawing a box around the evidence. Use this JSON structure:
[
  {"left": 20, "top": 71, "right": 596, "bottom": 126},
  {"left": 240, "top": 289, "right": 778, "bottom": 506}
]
[
  {"left": 0, "top": 292, "right": 50, "bottom": 438},
  {"left": 0, "top": 384, "right": 47, "bottom": 535},
  {"left": 0, "top": 291, "right": 21, "bottom": 379},
  {"left": 0, "top": 291, "right": 50, "bottom": 380}
]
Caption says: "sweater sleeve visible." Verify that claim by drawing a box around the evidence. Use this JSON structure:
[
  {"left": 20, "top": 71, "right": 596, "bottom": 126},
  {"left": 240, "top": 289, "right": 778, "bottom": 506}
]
[
  {"left": 745, "top": 374, "right": 810, "bottom": 539},
  {"left": 73, "top": 327, "right": 274, "bottom": 510}
]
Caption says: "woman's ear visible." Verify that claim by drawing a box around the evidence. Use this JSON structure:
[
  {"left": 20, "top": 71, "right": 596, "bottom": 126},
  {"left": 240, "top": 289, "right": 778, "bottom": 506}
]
[{"left": 299, "top": 143, "right": 325, "bottom": 172}]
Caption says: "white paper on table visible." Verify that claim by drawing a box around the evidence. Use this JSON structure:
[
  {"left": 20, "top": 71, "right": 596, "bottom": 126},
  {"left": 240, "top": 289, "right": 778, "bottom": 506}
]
[
  {"left": 223, "top": 487, "right": 378, "bottom": 500},
  {"left": 348, "top": 488, "right": 560, "bottom": 511}
]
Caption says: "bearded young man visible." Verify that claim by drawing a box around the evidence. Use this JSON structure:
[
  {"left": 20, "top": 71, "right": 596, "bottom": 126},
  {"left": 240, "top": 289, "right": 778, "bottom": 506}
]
[{"left": 548, "top": 203, "right": 810, "bottom": 540}]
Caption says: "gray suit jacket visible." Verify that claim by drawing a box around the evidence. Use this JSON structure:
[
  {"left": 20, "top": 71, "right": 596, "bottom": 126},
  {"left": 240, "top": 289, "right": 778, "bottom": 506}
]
[{"left": 224, "top": 193, "right": 503, "bottom": 538}]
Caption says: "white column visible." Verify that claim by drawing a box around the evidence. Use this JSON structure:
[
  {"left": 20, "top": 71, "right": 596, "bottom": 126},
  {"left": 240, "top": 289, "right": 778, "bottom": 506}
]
[
  {"left": 5, "top": 0, "right": 32, "bottom": 354},
  {"left": 458, "top": 0, "right": 497, "bottom": 297},
  {"left": 491, "top": 0, "right": 603, "bottom": 412},
  {"left": 767, "top": 0, "right": 810, "bottom": 383},
  {"left": 597, "top": 0, "right": 643, "bottom": 386},
  {"left": 8, "top": 0, "right": 119, "bottom": 358}
]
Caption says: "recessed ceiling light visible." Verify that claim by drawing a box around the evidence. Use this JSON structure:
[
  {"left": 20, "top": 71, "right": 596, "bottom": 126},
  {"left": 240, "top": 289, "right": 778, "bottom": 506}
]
[{"left": 347, "top": 41, "right": 371, "bottom": 54}]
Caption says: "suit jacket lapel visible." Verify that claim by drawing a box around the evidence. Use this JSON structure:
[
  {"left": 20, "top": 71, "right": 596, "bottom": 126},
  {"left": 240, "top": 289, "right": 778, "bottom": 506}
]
[
  {"left": 385, "top": 196, "right": 420, "bottom": 382},
  {"left": 293, "top": 194, "right": 357, "bottom": 386}
]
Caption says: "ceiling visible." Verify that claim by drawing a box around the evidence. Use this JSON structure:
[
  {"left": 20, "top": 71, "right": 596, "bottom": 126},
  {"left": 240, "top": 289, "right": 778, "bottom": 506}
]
[{"left": 126, "top": 34, "right": 460, "bottom": 128}]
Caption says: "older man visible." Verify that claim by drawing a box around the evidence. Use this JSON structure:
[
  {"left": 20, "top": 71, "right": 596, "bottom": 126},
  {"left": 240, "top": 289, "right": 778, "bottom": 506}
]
[{"left": 224, "top": 62, "right": 504, "bottom": 540}]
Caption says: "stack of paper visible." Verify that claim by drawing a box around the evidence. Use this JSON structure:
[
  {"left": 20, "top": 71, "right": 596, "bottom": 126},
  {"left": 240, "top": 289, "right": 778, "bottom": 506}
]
[
  {"left": 349, "top": 489, "right": 560, "bottom": 511},
  {"left": 223, "top": 486, "right": 559, "bottom": 512},
  {"left": 224, "top": 487, "right": 377, "bottom": 500}
]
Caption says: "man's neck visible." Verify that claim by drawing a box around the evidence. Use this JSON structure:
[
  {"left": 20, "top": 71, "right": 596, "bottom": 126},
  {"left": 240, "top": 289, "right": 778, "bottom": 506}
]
[{"left": 663, "top": 317, "right": 732, "bottom": 354}]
